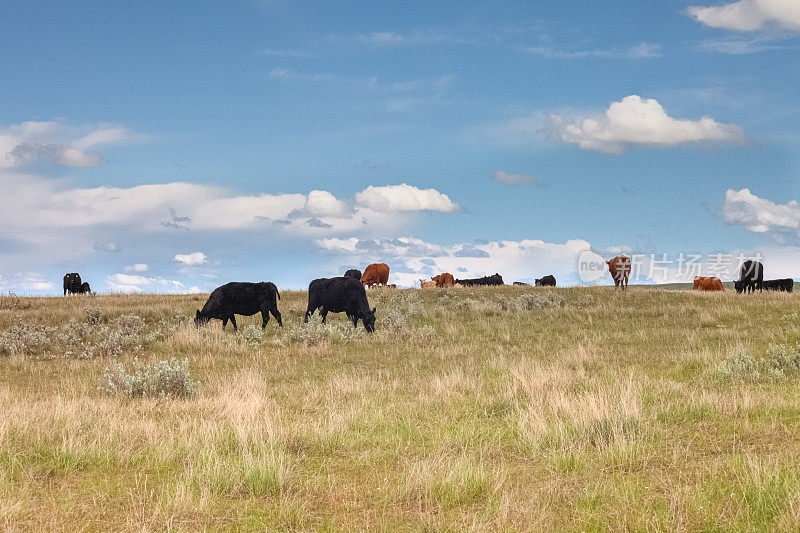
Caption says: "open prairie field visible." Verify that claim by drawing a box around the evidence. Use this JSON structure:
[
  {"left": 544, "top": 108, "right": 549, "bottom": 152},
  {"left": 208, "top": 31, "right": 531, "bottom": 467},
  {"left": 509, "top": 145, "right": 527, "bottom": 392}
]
[{"left": 2, "top": 286, "right": 800, "bottom": 531}]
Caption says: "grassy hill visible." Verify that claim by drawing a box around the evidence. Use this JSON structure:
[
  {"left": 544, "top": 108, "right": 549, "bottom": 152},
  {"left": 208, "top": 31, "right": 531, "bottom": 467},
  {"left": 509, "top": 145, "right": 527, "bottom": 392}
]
[{"left": 2, "top": 286, "right": 800, "bottom": 530}]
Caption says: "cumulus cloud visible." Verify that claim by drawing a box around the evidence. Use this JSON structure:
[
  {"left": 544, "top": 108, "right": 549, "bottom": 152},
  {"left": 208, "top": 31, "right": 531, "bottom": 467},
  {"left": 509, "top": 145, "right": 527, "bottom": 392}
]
[
  {"left": 723, "top": 188, "right": 800, "bottom": 240},
  {"left": 688, "top": 0, "right": 800, "bottom": 32},
  {"left": 174, "top": 252, "right": 208, "bottom": 266},
  {"left": 0, "top": 170, "right": 458, "bottom": 243},
  {"left": 11, "top": 272, "right": 54, "bottom": 292},
  {"left": 492, "top": 170, "right": 540, "bottom": 186},
  {"left": 106, "top": 273, "right": 184, "bottom": 294},
  {"left": 0, "top": 120, "right": 139, "bottom": 168},
  {"left": 546, "top": 95, "right": 748, "bottom": 154},
  {"left": 355, "top": 183, "right": 459, "bottom": 212},
  {"left": 124, "top": 264, "right": 149, "bottom": 272}
]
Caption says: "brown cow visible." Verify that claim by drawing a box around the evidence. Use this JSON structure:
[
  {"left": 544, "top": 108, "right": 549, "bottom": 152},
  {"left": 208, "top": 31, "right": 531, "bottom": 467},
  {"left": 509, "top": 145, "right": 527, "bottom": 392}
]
[
  {"left": 420, "top": 279, "right": 436, "bottom": 289},
  {"left": 361, "top": 263, "right": 390, "bottom": 288},
  {"left": 606, "top": 255, "right": 631, "bottom": 290},
  {"left": 694, "top": 276, "right": 724, "bottom": 291},
  {"left": 431, "top": 273, "right": 455, "bottom": 288}
]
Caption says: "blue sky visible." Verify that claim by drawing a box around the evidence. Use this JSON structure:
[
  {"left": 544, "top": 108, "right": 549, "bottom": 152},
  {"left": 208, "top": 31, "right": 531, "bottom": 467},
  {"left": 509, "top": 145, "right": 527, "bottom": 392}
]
[{"left": 2, "top": 0, "right": 799, "bottom": 293}]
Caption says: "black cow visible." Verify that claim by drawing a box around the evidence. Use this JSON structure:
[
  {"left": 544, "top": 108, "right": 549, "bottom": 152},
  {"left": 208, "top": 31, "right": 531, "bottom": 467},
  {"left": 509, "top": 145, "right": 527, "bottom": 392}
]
[
  {"left": 455, "top": 273, "right": 504, "bottom": 287},
  {"left": 535, "top": 275, "right": 556, "bottom": 287},
  {"left": 195, "top": 282, "right": 282, "bottom": 331},
  {"left": 305, "top": 276, "right": 376, "bottom": 332},
  {"left": 735, "top": 260, "right": 764, "bottom": 293},
  {"left": 63, "top": 273, "right": 82, "bottom": 295},
  {"left": 344, "top": 269, "right": 362, "bottom": 280},
  {"left": 763, "top": 278, "right": 794, "bottom": 292},
  {"left": 78, "top": 282, "right": 92, "bottom": 294}
]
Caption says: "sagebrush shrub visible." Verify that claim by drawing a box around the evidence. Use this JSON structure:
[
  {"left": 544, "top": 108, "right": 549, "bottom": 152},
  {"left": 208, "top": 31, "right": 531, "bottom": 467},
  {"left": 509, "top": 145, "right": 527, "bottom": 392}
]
[
  {"left": 102, "top": 357, "right": 197, "bottom": 398},
  {"left": 716, "top": 344, "right": 800, "bottom": 381}
]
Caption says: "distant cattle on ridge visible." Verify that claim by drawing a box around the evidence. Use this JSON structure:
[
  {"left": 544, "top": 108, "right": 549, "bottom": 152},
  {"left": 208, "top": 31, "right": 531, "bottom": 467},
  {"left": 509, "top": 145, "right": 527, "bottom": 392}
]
[
  {"left": 195, "top": 282, "right": 282, "bottom": 331},
  {"left": 535, "top": 275, "right": 556, "bottom": 287},
  {"left": 361, "top": 263, "right": 390, "bottom": 288},
  {"left": 763, "top": 278, "right": 793, "bottom": 292},
  {"left": 455, "top": 273, "right": 504, "bottom": 287},
  {"left": 606, "top": 256, "right": 631, "bottom": 290},
  {"left": 693, "top": 276, "right": 724, "bottom": 291},
  {"left": 735, "top": 260, "right": 764, "bottom": 293},
  {"left": 63, "top": 273, "right": 82, "bottom": 295},
  {"left": 432, "top": 273, "right": 455, "bottom": 287}
]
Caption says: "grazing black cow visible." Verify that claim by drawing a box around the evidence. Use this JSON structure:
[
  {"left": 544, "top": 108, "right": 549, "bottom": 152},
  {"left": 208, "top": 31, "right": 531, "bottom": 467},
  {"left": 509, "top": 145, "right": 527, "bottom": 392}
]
[
  {"left": 305, "top": 276, "right": 376, "bottom": 332},
  {"left": 344, "top": 269, "right": 362, "bottom": 280},
  {"left": 78, "top": 282, "right": 92, "bottom": 294},
  {"left": 535, "top": 275, "right": 556, "bottom": 287},
  {"left": 763, "top": 278, "right": 794, "bottom": 292},
  {"left": 455, "top": 273, "right": 504, "bottom": 287},
  {"left": 195, "top": 282, "right": 282, "bottom": 331},
  {"left": 735, "top": 260, "right": 764, "bottom": 293},
  {"left": 63, "top": 273, "right": 82, "bottom": 295}
]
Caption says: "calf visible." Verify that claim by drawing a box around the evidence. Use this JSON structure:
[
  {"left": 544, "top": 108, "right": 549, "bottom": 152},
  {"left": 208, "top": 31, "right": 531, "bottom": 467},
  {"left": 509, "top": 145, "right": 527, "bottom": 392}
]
[
  {"left": 420, "top": 279, "right": 437, "bottom": 289},
  {"left": 305, "top": 276, "right": 376, "bottom": 332},
  {"left": 195, "top": 282, "right": 282, "bottom": 331},
  {"left": 78, "top": 282, "right": 91, "bottom": 294},
  {"left": 535, "top": 275, "right": 556, "bottom": 287},
  {"left": 763, "top": 278, "right": 794, "bottom": 292}
]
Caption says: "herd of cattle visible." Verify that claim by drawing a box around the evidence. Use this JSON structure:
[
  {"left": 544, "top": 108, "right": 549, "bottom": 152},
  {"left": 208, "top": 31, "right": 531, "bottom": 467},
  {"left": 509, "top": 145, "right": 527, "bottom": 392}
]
[{"left": 60, "top": 256, "right": 794, "bottom": 333}]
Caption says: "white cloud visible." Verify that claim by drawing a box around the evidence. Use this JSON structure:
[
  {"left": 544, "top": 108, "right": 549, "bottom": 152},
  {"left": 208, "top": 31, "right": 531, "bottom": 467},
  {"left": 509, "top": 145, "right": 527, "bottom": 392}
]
[
  {"left": 0, "top": 169, "right": 459, "bottom": 252},
  {"left": 492, "top": 170, "right": 540, "bottom": 186},
  {"left": 546, "top": 95, "right": 748, "bottom": 154},
  {"left": 11, "top": 272, "right": 54, "bottom": 292},
  {"left": 723, "top": 188, "right": 800, "bottom": 239},
  {"left": 355, "top": 184, "right": 459, "bottom": 212},
  {"left": 522, "top": 42, "right": 662, "bottom": 59},
  {"left": 0, "top": 120, "right": 139, "bottom": 168},
  {"left": 124, "top": 263, "right": 149, "bottom": 272},
  {"left": 688, "top": 0, "right": 800, "bottom": 32},
  {"left": 352, "top": 29, "right": 452, "bottom": 47},
  {"left": 304, "top": 190, "right": 349, "bottom": 217},
  {"left": 174, "top": 252, "right": 208, "bottom": 266},
  {"left": 106, "top": 273, "right": 184, "bottom": 294}
]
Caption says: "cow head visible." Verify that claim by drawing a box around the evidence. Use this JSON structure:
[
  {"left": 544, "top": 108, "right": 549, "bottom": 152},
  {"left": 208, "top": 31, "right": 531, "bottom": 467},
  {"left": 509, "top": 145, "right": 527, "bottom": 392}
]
[
  {"left": 535, "top": 278, "right": 542, "bottom": 286},
  {"left": 734, "top": 280, "right": 743, "bottom": 293},
  {"left": 194, "top": 310, "right": 210, "bottom": 327},
  {"left": 362, "top": 307, "right": 376, "bottom": 333}
]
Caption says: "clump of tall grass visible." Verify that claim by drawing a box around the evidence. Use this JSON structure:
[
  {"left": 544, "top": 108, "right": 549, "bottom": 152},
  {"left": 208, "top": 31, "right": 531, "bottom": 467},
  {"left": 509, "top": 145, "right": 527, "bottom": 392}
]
[
  {"left": 101, "top": 357, "right": 197, "bottom": 399},
  {"left": 716, "top": 344, "right": 800, "bottom": 381},
  {"left": 272, "top": 314, "right": 365, "bottom": 347}
]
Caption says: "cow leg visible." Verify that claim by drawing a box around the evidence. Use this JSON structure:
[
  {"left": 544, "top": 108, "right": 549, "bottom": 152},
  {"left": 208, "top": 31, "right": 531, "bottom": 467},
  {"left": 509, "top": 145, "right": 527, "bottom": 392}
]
[
  {"left": 271, "top": 308, "right": 283, "bottom": 327},
  {"left": 320, "top": 309, "right": 328, "bottom": 324},
  {"left": 261, "top": 310, "right": 270, "bottom": 329},
  {"left": 230, "top": 315, "right": 237, "bottom": 331},
  {"left": 222, "top": 317, "right": 228, "bottom": 330},
  {"left": 350, "top": 314, "right": 358, "bottom": 328}
]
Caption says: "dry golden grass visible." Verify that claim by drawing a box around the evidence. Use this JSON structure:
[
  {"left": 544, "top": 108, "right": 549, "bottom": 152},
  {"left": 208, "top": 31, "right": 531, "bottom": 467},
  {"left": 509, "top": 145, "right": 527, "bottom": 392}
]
[{"left": 2, "top": 286, "right": 800, "bottom": 530}]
